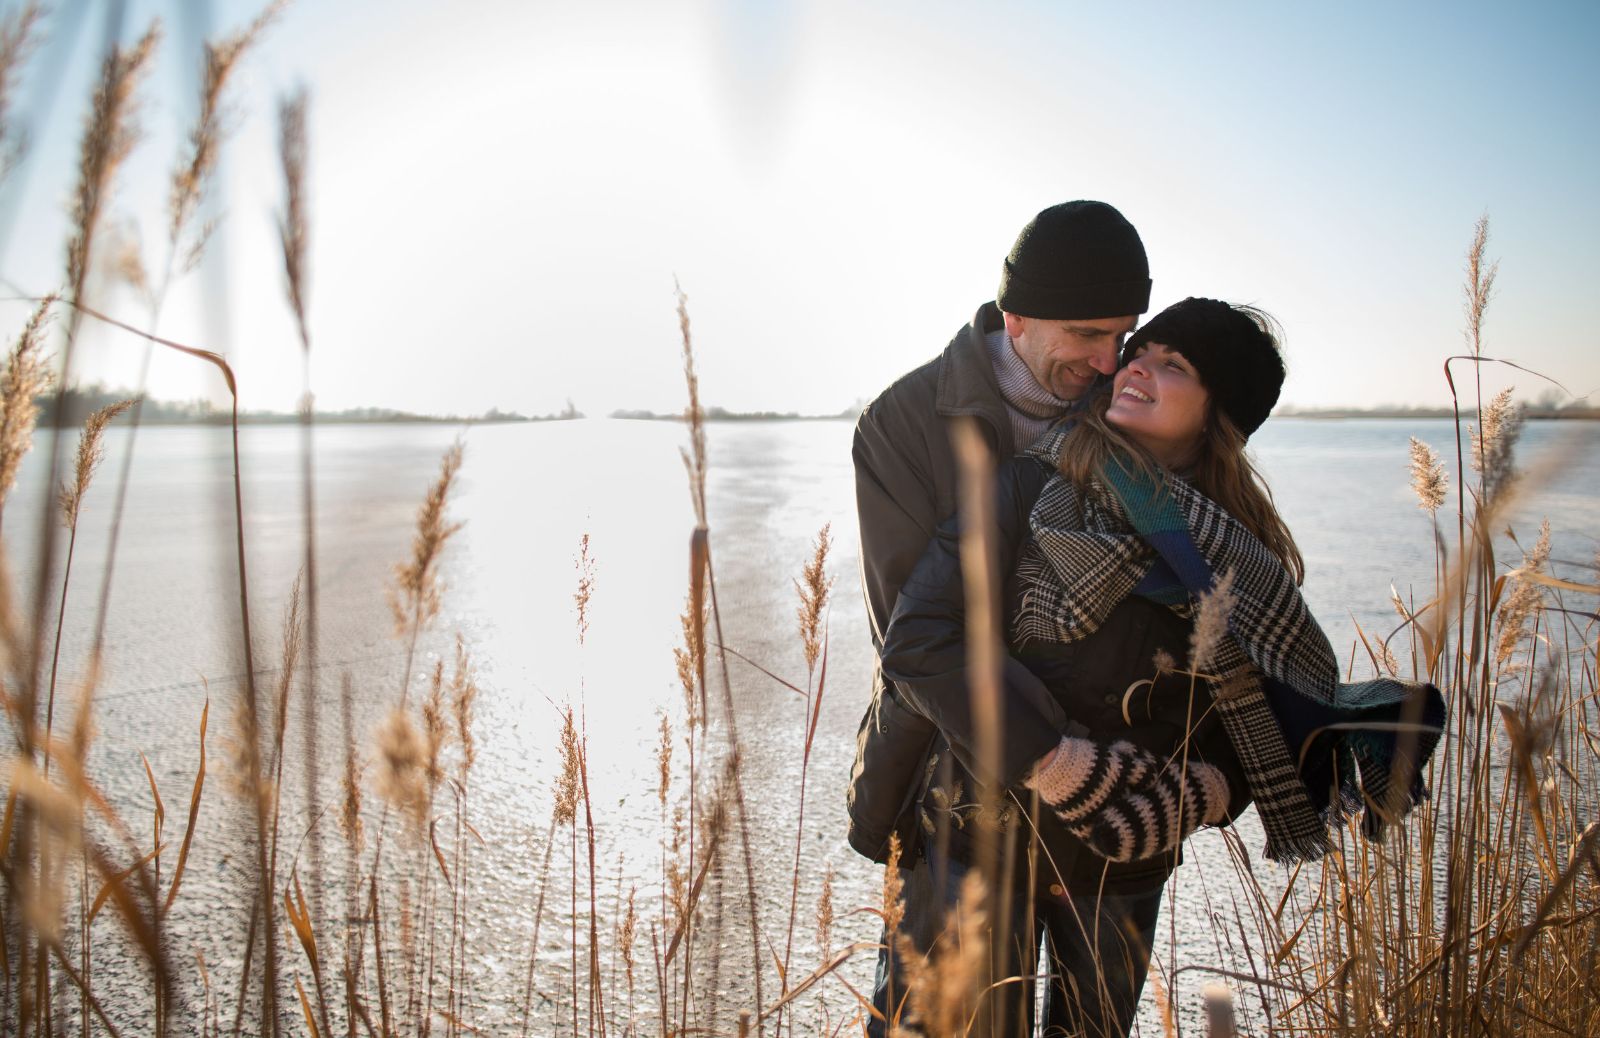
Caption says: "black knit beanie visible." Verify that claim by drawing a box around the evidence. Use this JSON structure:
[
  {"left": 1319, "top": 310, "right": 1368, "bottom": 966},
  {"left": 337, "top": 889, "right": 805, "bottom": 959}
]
[
  {"left": 1121, "top": 297, "right": 1285, "bottom": 437},
  {"left": 997, "top": 201, "right": 1151, "bottom": 320}
]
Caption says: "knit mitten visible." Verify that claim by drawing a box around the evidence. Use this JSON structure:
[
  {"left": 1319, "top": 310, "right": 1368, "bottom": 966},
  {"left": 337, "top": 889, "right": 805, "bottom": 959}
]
[{"left": 1024, "top": 736, "right": 1231, "bottom": 863}]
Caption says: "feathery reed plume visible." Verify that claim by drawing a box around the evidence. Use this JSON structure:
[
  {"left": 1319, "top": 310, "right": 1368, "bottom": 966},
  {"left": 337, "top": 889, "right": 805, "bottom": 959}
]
[
  {"left": 656, "top": 712, "right": 672, "bottom": 808},
  {"left": 876, "top": 834, "right": 906, "bottom": 1033},
  {"left": 169, "top": 4, "right": 281, "bottom": 273},
  {"left": 422, "top": 659, "right": 448, "bottom": 791},
  {"left": 339, "top": 677, "right": 363, "bottom": 854},
  {"left": 816, "top": 862, "right": 834, "bottom": 960},
  {"left": 902, "top": 872, "right": 987, "bottom": 1038},
  {"left": 390, "top": 442, "right": 464, "bottom": 636},
  {"left": 1494, "top": 520, "right": 1550, "bottom": 665},
  {"left": 1469, "top": 387, "right": 1523, "bottom": 504},
  {"left": 0, "top": 2, "right": 43, "bottom": 184},
  {"left": 1408, "top": 436, "right": 1448, "bottom": 514},
  {"left": 554, "top": 708, "right": 580, "bottom": 829},
  {"left": 276, "top": 85, "right": 310, "bottom": 345},
  {"left": 59, "top": 398, "right": 135, "bottom": 532},
  {"left": 574, "top": 533, "right": 595, "bottom": 647},
  {"left": 390, "top": 441, "right": 464, "bottom": 710},
  {"left": 109, "top": 221, "right": 151, "bottom": 303},
  {"left": 0, "top": 294, "right": 55, "bottom": 526},
  {"left": 795, "top": 523, "right": 833, "bottom": 671},
  {"left": 675, "top": 279, "right": 707, "bottom": 524},
  {"left": 674, "top": 594, "right": 706, "bottom": 729},
  {"left": 1463, "top": 214, "right": 1498, "bottom": 359},
  {"left": 1187, "top": 567, "right": 1236, "bottom": 675},
  {"left": 65, "top": 26, "right": 160, "bottom": 298},
  {"left": 373, "top": 707, "right": 427, "bottom": 827}
]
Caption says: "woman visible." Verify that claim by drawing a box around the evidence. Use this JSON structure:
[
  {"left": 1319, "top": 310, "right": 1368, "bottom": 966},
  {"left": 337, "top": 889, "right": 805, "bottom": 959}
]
[{"left": 871, "top": 298, "right": 1442, "bottom": 1037}]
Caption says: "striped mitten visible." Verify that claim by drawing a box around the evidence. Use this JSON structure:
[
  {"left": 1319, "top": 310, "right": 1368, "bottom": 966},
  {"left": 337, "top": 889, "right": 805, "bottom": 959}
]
[{"left": 1024, "top": 736, "right": 1231, "bottom": 863}]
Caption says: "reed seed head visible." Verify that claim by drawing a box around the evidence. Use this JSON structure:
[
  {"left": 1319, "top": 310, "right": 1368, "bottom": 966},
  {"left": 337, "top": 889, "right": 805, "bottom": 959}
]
[
  {"left": 0, "top": 294, "right": 56, "bottom": 506},
  {"left": 422, "top": 658, "right": 447, "bottom": 790},
  {"left": 0, "top": 3, "right": 45, "bottom": 185},
  {"left": 903, "top": 871, "right": 987, "bottom": 1038},
  {"left": 390, "top": 441, "right": 464, "bottom": 636},
  {"left": 450, "top": 634, "right": 478, "bottom": 778},
  {"left": 60, "top": 397, "right": 135, "bottom": 530},
  {"left": 1188, "top": 567, "right": 1236, "bottom": 675},
  {"left": 676, "top": 279, "right": 708, "bottom": 524},
  {"left": 1408, "top": 436, "right": 1448, "bottom": 514},
  {"left": 655, "top": 711, "right": 671, "bottom": 808},
  {"left": 341, "top": 743, "right": 365, "bottom": 855},
  {"left": 574, "top": 533, "right": 595, "bottom": 646},
  {"left": 170, "top": 4, "right": 280, "bottom": 258},
  {"left": 881, "top": 832, "right": 905, "bottom": 935},
  {"left": 277, "top": 85, "right": 310, "bottom": 344},
  {"left": 373, "top": 706, "right": 427, "bottom": 825},
  {"left": 1470, "top": 387, "right": 1523, "bottom": 504},
  {"left": 674, "top": 593, "right": 706, "bottom": 729},
  {"left": 795, "top": 523, "right": 833, "bottom": 672},
  {"left": 66, "top": 24, "right": 160, "bottom": 296},
  {"left": 1495, "top": 520, "right": 1550, "bottom": 665},
  {"left": 816, "top": 860, "right": 835, "bottom": 960},
  {"left": 618, "top": 885, "right": 637, "bottom": 984},
  {"left": 1463, "top": 214, "right": 1498, "bottom": 358},
  {"left": 552, "top": 706, "right": 579, "bottom": 826}
]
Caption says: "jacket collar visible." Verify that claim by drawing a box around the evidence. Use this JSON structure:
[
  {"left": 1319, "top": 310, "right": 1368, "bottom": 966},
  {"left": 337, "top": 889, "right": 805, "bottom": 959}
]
[{"left": 934, "top": 301, "right": 1014, "bottom": 457}]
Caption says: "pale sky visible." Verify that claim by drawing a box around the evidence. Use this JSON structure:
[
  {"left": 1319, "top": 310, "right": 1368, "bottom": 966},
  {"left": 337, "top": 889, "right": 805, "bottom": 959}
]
[{"left": 2, "top": 0, "right": 1597, "bottom": 417}]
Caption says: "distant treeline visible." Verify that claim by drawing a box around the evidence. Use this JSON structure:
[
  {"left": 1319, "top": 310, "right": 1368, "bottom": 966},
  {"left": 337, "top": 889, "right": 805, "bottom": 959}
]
[
  {"left": 1277, "top": 404, "right": 1600, "bottom": 420},
  {"left": 609, "top": 405, "right": 859, "bottom": 422},
  {"left": 38, "top": 386, "right": 1596, "bottom": 427},
  {"left": 37, "top": 386, "right": 584, "bottom": 426}
]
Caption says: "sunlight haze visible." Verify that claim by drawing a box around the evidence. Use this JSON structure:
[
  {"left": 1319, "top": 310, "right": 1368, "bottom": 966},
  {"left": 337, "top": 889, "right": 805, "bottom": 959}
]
[{"left": 2, "top": 0, "right": 1596, "bottom": 417}]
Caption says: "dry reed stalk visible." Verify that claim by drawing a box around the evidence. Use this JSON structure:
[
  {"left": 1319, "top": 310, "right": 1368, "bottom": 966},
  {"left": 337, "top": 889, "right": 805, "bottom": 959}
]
[
  {"left": 518, "top": 814, "right": 560, "bottom": 1036},
  {"left": 676, "top": 281, "right": 766, "bottom": 1034},
  {"left": 389, "top": 441, "right": 465, "bottom": 703},
  {"left": 91, "top": 2, "right": 280, "bottom": 707},
  {"left": 273, "top": 83, "right": 330, "bottom": 940},
  {"left": 42, "top": 397, "right": 133, "bottom": 774},
  {"left": 554, "top": 705, "right": 580, "bottom": 1037},
  {"left": 779, "top": 524, "right": 832, "bottom": 1035},
  {"left": 337, "top": 673, "right": 363, "bottom": 1038},
  {"left": 25, "top": 17, "right": 158, "bottom": 771}
]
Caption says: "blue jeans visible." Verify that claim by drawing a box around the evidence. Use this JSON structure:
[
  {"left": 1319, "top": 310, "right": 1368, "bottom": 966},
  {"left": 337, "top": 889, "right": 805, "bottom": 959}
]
[{"left": 870, "top": 846, "right": 1162, "bottom": 1037}]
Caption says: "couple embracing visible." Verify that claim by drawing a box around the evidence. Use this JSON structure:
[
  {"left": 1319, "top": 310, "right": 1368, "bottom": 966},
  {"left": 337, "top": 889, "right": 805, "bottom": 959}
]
[{"left": 846, "top": 201, "right": 1445, "bottom": 1036}]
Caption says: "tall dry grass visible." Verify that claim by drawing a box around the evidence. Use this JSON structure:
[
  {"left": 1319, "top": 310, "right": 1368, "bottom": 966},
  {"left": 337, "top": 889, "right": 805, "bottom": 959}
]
[{"left": 0, "top": 9, "right": 1592, "bottom": 1038}]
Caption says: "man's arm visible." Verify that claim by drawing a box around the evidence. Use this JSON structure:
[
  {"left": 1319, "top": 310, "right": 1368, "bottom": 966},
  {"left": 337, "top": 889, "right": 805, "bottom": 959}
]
[
  {"left": 853, "top": 400, "right": 939, "bottom": 652},
  {"left": 878, "top": 456, "right": 1067, "bottom": 787}
]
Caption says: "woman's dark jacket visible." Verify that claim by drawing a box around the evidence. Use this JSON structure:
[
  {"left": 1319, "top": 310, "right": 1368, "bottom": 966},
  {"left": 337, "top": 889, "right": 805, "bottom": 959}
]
[{"left": 877, "top": 453, "right": 1250, "bottom": 893}]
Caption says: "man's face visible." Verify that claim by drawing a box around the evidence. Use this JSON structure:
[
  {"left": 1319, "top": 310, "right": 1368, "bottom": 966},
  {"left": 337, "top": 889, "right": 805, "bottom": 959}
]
[{"left": 1001, "top": 312, "right": 1138, "bottom": 401}]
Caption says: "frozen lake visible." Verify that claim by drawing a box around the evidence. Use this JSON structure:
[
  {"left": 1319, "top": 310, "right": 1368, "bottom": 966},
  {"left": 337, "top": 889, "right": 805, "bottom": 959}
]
[{"left": 7, "top": 414, "right": 1597, "bottom": 1034}]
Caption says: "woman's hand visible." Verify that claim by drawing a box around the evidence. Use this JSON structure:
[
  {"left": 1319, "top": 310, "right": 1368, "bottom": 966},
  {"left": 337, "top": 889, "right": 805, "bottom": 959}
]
[{"left": 1025, "top": 735, "right": 1230, "bottom": 862}]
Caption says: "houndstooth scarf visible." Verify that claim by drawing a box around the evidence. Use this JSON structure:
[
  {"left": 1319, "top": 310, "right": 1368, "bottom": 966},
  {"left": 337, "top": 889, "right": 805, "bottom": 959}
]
[{"left": 1016, "top": 426, "right": 1445, "bottom": 863}]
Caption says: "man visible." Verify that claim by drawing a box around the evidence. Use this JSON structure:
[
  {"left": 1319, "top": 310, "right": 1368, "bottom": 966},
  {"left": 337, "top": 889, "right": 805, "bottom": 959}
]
[{"left": 847, "top": 200, "right": 1153, "bottom": 1035}]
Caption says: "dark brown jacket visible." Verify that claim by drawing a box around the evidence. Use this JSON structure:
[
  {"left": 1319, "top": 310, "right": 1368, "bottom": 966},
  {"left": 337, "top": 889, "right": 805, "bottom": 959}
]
[{"left": 847, "top": 302, "right": 1059, "bottom": 862}]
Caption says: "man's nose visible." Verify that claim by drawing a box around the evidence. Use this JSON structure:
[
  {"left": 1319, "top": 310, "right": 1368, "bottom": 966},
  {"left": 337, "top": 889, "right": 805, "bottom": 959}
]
[{"left": 1088, "top": 341, "right": 1120, "bottom": 375}]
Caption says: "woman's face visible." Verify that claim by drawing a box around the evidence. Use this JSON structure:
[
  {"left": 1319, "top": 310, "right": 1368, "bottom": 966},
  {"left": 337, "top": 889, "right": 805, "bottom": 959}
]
[{"left": 1104, "top": 341, "right": 1211, "bottom": 469}]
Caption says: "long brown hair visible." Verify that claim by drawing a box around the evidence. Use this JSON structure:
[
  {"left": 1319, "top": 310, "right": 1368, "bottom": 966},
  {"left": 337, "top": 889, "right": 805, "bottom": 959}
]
[{"left": 1055, "top": 392, "right": 1306, "bottom": 585}]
